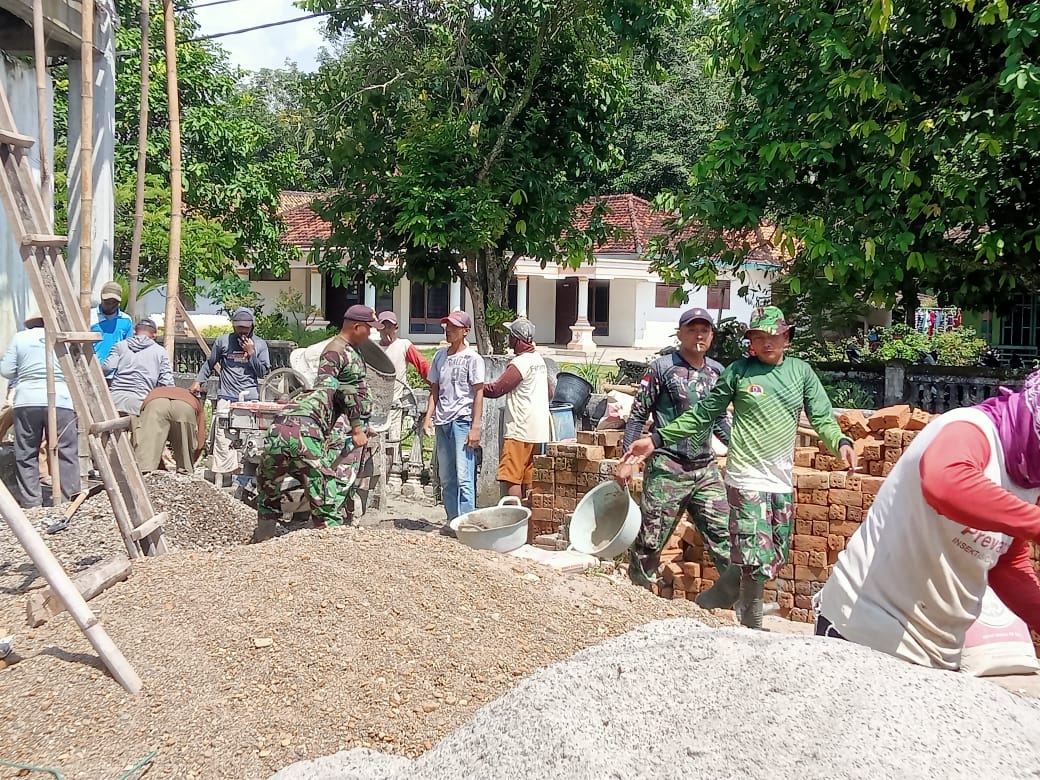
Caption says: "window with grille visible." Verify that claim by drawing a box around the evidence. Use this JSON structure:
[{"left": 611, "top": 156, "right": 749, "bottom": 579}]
[
  {"left": 706, "top": 281, "right": 731, "bottom": 311},
  {"left": 655, "top": 284, "right": 682, "bottom": 308}
]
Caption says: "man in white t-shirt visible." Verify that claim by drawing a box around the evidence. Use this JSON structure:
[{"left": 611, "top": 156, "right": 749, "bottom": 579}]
[
  {"left": 484, "top": 318, "right": 551, "bottom": 498},
  {"left": 422, "top": 310, "right": 485, "bottom": 522},
  {"left": 376, "top": 311, "right": 430, "bottom": 472}
]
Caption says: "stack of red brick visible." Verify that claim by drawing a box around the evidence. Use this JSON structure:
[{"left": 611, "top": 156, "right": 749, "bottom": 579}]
[
  {"left": 794, "top": 404, "right": 932, "bottom": 475},
  {"left": 527, "top": 430, "right": 641, "bottom": 543}
]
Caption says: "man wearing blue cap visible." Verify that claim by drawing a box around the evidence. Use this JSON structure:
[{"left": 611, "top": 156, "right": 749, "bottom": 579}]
[
  {"left": 190, "top": 307, "right": 271, "bottom": 483},
  {"left": 616, "top": 307, "right": 732, "bottom": 589}
]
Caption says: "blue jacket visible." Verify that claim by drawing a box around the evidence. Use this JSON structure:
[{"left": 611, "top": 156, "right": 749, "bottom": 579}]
[
  {"left": 0, "top": 327, "right": 74, "bottom": 409},
  {"left": 90, "top": 305, "right": 133, "bottom": 362}
]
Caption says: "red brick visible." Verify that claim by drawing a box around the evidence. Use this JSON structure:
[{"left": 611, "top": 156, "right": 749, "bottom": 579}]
[
  {"left": 883, "top": 428, "right": 903, "bottom": 448},
  {"left": 794, "top": 565, "right": 830, "bottom": 583},
  {"left": 862, "top": 493, "right": 875, "bottom": 511},
  {"left": 868, "top": 461, "right": 884, "bottom": 476},
  {"left": 883, "top": 446, "right": 903, "bottom": 463},
  {"left": 826, "top": 534, "right": 845, "bottom": 551},
  {"left": 846, "top": 506, "right": 863, "bottom": 523},
  {"left": 808, "top": 550, "right": 827, "bottom": 568},
  {"left": 778, "top": 564, "right": 795, "bottom": 579},
  {"left": 828, "top": 504, "right": 847, "bottom": 522},
  {"left": 882, "top": 462, "right": 896, "bottom": 476},
  {"left": 859, "top": 476, "right": 885, "bottom": 496},
  {"left": 555, "top": 496, "right": 576, "bottom": 511},
  {"left": 795, "top": 472, "right": 831, "bottom": 490},
  {"left": 829, "top": 472, "right": 847, "bottom": 488},
  {"left": 811, "top": 489, "right": 829, "bottom": 505},
  {"left": 838, "top": 409, "right": 872, "bottom": 439},
  {"left": 845, "top": 473, "right": 862, "bottom": 492},
  {"left": 812, "top": 520, "right": 830, "bottom": 536},
  {"left": 533, "top": 455, "right": 554, "bottom": 469},
  {"left": 815, "top": 455, "right": 833, "bottom": 471},
  {"left": 794, "top": 448, "right": 817, "bottom": 467},
  {"left": 778, "top": 592, "right": 795, "bottom": 609},
  {"left": 905, "top": 407, "right": 931, "bottom": 431},
  {"left": 575, "top": 444, "right": 605, "bottom": 461},
  {"left": 791, "top": 550, "right": 810, "bottom": 567},
  {"left": 829, "top": 520, "right": 860, "bottom": 537},
  {"left": 901, "top": 429, "right": 919, "bottom": 447},
  {"left": 828, "top": 549, "right": 842, "bottom": 565},
  {"left": 830, "top": 489, "right": 863, "bottom": 508},
  {"left": 856, "top": 438, "right": 883, "bottom": 460},
  {"left": 795, "top": 594, "right": 813, "bottom": 610},
  {"left": 793, "top": 534, "right": 828, "bottom": 552},
  {"left": 794, "top": 581, "right": 811, "bottom": 596},
  {"left": 790, "top": 608, "right": 811, "bottom": 623},
  {"left": 796, "top": 489, "right": 813, "bottom": 504},
  {"left": 795, "top": 518, "right": 813, "bottom": 536},
  {"left": 795, "top": 504, "right": 830, "bottom": 522},
  {"left": 682, "top": 562, "right": 701, "bottom": 578},
  {"left": 867, "top": 404, "right": 911, "bottom": 432}
]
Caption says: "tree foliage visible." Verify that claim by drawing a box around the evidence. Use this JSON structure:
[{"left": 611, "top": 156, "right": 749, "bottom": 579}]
[
  {"left": 54, "top": 1, "right": 299, "bottom": 298},
  {"left": 652, "top": 0, "right": 1040, "bottom": 314},
  {"left": 590, "top": 11, "right": 731, "bottom": 199},
  {"left": 301, "top": 0, "right": 689, "bottom": 352}
]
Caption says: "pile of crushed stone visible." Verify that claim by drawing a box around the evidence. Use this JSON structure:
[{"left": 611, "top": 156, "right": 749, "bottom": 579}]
[
  {"left": 271, "top": 619, "right": 1040, "bottom": 780},
  {"left": 0, "top": 528, "right": 716, "bottom": 778},
  {"left": 2, "top": 472, "right": 257, "bottom": 592}
]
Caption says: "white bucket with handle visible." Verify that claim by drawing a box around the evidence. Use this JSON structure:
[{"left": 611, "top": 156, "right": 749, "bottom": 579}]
[
  {"left": 450, "top": 496, "right": 531, "bottom": 553},
  {"left": 568, "top": 480, "right": 641, "bottom": 560}
]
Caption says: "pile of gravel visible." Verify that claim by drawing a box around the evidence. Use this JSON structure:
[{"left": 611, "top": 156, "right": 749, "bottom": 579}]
[
  {"left": 271, "top": 619, "right": 1040, "bottom": 780},
  {"left": 2, "top": 472, "right": 256, "bottom": 592}
]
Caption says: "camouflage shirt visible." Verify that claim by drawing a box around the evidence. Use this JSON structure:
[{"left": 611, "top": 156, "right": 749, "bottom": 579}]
[
  {"left": 316, "top": 336, "right": 371, "bottom": 427},
  {"left": 278, "top": 380, "right": 346, "bottom": 433},
  {"left": 623, "top": 352, "right": 731, "bottom": 466}
]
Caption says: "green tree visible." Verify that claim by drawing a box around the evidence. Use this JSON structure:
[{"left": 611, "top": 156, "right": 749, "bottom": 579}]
[
  {"left": 591, "top": 10, "right": 731, "bottom": 199},
  {"left": 301, "top": 0, "right": 688, "bottom": 353},
  {"left": 651, "top": 0, "right": 1040, "bottom": 316},
  {"left": 54, "top": 1, "right": 299, "bottom": 298}
]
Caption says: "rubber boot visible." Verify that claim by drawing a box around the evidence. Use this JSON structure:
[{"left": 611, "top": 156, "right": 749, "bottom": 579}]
[
  {"left": 695, "top": 565, "right": 741, "bottom": 610},
  {"left": 737, "top": 574, "right": 765, "bottom": 630}
]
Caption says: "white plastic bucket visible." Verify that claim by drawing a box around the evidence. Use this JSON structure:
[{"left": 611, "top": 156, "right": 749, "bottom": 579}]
[{"left": 568, "top": 481, "right": 641, "bottom": 560}]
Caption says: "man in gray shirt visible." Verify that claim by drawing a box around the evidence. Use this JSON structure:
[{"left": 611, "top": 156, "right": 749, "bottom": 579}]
[
  {"left": 190, "top": 307, "right": 271, "bottom": 482},
  {"left": 103, "top": 318, "right": 174, "bottom": 415}
]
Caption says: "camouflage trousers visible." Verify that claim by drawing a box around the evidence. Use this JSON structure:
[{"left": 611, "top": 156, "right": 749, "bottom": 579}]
[
  {"left": 256, "top": 417, "right": 353, "bottom": 535},
  {"left": 629, "top": 455, "right": 730, "bottom": 587},
  {"left": 726, "top": 485, "right": 794, "bottom": 582}
]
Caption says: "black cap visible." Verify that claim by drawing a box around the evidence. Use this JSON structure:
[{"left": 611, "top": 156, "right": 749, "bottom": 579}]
[{"left": 679, "top": 307, "right": 715, "bottom": 328}]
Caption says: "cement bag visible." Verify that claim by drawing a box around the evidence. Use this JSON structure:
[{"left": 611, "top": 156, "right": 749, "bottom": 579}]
[{"left": 960, "top": 588, "right": 1040, "bottom": 677}]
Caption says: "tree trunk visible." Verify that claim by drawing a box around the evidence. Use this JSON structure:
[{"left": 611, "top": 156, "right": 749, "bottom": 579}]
[
  {"left": 462, "top": 248, "right": 513, "bottom": 355},
  {"left": 162, "top": 0, "right": 183, "bottom": 360}
]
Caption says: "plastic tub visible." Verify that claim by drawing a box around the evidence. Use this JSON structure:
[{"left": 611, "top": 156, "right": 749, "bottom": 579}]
[
  {"left": 449, "top": 496, "right": 531, "bottom": 553},
  {"left": 551, "top": 372, "right": 594, "bottom": 418},
  {"left": 549, "top": 403, "right": 576, "bottom": 441},
  {"left": 568, "top": 480, "right": 641, "bottom": 560}
]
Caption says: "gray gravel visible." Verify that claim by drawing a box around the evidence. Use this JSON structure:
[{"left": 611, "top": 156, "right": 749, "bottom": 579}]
[
  {"left": 1, "top": 472, "right": 256, "bottom": 593},
  {"left": 272, "top": 619, "right": 1040, "bottom": 780}
]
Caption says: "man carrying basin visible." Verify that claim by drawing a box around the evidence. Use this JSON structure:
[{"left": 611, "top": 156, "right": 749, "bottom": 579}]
[
  {"left": 615, "top": 307, "right": 732, "bottom": 588},
  {"left": 622, "top": 306, "right": 856, "bottom": 629}
]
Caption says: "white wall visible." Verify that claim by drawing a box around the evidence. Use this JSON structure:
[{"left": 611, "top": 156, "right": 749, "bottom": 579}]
[
  {"left": 527, "top": 276, "right": 557, "bottom": 346},
  {"left": 0, "top": 56, "right": 51, "bottom": 397},
  {"left": 595, "top": 279, "right": 638, "bottom": 347}
]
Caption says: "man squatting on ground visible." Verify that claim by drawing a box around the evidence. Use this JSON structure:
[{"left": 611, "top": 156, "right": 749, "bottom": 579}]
[
  {"left": 818, "top": 370, "right": 1040, "bottom": 669},
  {"left": 615, "top": 307, "right": 732, "bottom": 588},
  {"left": 623, "top": 307, "right": 857, "bottom": 629},
  {"left": 376, "top": 311, "right": 429, "bottom": 472},
  {"left": 423, "top": 310, "right": 484, "bottom": 523},
  {"left": 190, "top": 307, "right": 271, "bottom": 485},
  {"left": 483, "top": 318, "right": 551, "bottom": 499}
]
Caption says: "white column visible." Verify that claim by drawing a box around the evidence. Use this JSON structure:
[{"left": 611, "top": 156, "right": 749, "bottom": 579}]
[
  {"left": 567, "top": 276, "right": 596, "bottom": 353},
  {"left": 516, "top": 275, "right": 529, "bottom": 318},
  {"left": 364, "top": 282, "right": 377, "bottom": 309},
  {"left": 449, "top": 278, "right": 462, "bottom": 311},
  {"left": 66, "top": 2, "right": 116, "bottom": 301},
  {"left": 309, "top": 270, "right": 327, "bottom": 324}
]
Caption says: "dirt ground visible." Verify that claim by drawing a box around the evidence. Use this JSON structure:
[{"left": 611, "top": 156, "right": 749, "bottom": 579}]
[{"left": 0, "top": 491, "right": 720, "bottom": 780}]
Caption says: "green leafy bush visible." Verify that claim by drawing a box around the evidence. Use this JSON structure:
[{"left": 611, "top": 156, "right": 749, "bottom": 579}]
[
  {"left": 822, "top": 381, "right": 877, "bottom": 410},
  {"left": 792, "top": 325, "right": 987, "bottom": 367}
]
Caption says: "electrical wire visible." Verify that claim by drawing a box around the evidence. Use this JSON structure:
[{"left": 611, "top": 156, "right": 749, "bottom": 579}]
[
  {"left": 180, "top": 11, "right": 333, "bottom": 44},
  {"left": 179, "top": 0, "right": 250, "bottom": 9}
]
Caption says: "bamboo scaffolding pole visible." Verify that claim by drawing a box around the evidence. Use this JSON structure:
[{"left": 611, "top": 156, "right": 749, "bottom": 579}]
[
  {"left": 0, "top": 482, "right": 142, "bottom": 694},
  {"left": 78, "top": 0, "right": 95, "bottom": 319},
  {"left": 128, "top": 0, "right": 150, "bottom": 320},
  {"left": 162, "top": 0, "right": 183, "bottom": 360},
  {"left": 33, "top": 2, "right": 61, "bottom": 505}
]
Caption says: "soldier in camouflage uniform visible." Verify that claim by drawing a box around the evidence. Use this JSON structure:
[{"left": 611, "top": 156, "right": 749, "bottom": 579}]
[
  {"left": 616, "top": 307, "right": 732, "bottom": 588},
  {"left": 315, "top": 304, "right": 377, "bottom": 497},
  {"left": 255, "top": 377, "right": 354, "bottom": 539}
]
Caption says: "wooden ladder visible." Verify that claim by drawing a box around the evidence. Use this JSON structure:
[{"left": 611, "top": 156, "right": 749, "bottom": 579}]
[{"left": 0, "top": 80, "right": 167, "bottom": 558}]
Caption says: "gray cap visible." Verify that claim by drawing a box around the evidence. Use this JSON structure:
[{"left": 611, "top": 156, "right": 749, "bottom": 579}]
[
  {"left": 505, "top": 318, "right": 536, "bottom": 343},
  {"left": 230, "top": 307, "right": 255, "bottom": 324},
  {"left": 136, "top": 317, "right": 158, "bottom": 332}
]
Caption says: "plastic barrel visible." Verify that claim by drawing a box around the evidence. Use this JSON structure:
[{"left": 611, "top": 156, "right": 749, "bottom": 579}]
[
  {"left": 549, "top": 403, "right": 576, "bottom": 441},
  {"left": 551, "top": 372, "right": 594, "bottom": 418}
]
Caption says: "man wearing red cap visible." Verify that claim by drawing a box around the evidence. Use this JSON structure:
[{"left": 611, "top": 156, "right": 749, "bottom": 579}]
[{"left": 423, "top": 310, "right": 485, "bottom": 524}]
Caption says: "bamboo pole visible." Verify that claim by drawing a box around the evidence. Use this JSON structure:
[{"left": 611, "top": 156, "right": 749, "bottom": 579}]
[
  {"left": 0, "top": 482, "right": 142, "bottom": 694},
  {"left": 162, "top": 0, "right": 183, "bottom": 360},
  {"left": 79, "top": 0, "right": 95, "bottom": 320},
  {"left": 33, "top": 3, "right": 61, "bottom": 505},
  {"left": 31, "top": 0, "right": 50, "bottom": 211},
  {"left": 44, "top": 327, "right": 61, "bottom": 505},
  {"left": 128, "top": 0, "right": 150, "bottom": 320}
]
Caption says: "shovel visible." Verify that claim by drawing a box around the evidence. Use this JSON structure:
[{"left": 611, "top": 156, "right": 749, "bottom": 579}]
[{"left": 46, "top": 483, "right": 104, "bottom": 535}]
